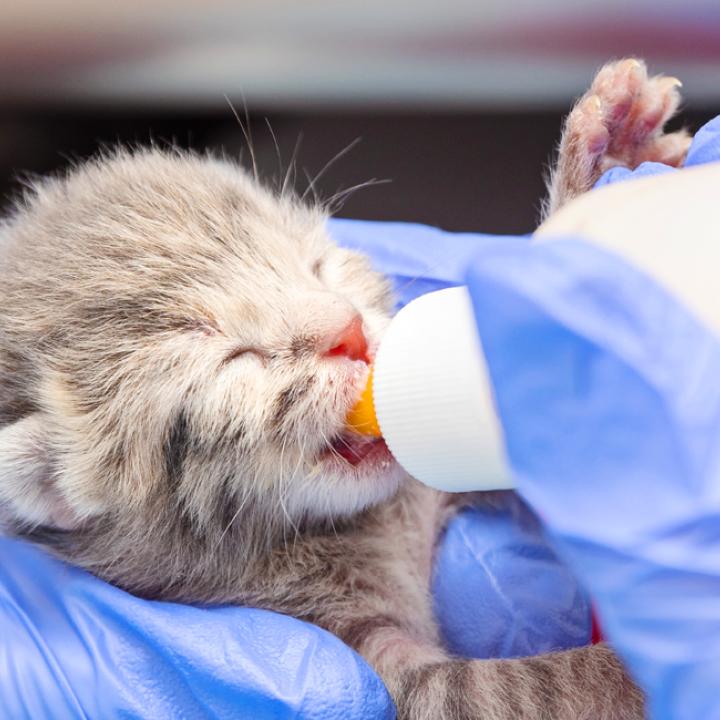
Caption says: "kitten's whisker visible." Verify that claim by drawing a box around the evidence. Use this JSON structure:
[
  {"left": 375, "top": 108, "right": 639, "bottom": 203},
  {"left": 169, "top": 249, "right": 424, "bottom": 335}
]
[
  {"left": 392, "top": 274, "right": 425, "bottom": 300},
  {"left": 264, "top": 118, "right": 284, "bottom": 193},
  {"left": 277, "top": 435, "right": 291, "bottom": 550},
  {"left": 325, "top": 178, "right": 392, "bottom": 213},
  {"left": 282, "top": 132, "right": 304, "bottom": 198},
  {"left": 325, "top": 489, "right": 340, "bottom": 542},
  {"left": 241, "top": 93, "right": 258, "bottom": 184},
  {"left": 390, "top": 244, "right": 466, "bottom": 308},
  {"left": 331, "top": 432, "right": 359, "bottom": 455},
  {"left": 225, "top": 94, "right": 259, "bottom": 183},
  {"left": 320, "top": 429, "right": 346, "bottom": 464},
  {"left": 276, "top": 433, "right": 301, "bottom": 549},
  {"left": 315, "top": 429, "right": 344, "bottom": 543},
  {"left": 300, "top": 137, "right": 363, "bottom": 203},
  {"left": 290, "top": 436, "right": 311, "bottom": 551},
  {"left": 290, "top": 434, "right": 308, "bottom": 485},
  {"left": 215, "top": 487, "right": 253, "bottom": 550},
  {"left": 302, "top": 168, "right": 320, "bottom": 206}
]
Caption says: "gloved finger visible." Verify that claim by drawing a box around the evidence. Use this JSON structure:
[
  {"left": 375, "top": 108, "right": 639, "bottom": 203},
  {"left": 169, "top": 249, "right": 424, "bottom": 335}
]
[
  {"left": 0, "top": 536, "right": 394, "bottom": 720},
  {"left": 433, "top": 493, "right": 591, "bottom": 660},
  {"left": 328, "top": 218, "right": 517, "bottom": 309}
]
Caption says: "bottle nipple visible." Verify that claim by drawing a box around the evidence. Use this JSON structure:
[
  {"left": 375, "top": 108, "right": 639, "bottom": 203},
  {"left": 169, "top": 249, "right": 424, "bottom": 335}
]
[
  {"left": 342, "top": 287, "right": 511, "bottom": 492},
  {"left": 345, "top": 367, "right": 382, "bottom": 437}
]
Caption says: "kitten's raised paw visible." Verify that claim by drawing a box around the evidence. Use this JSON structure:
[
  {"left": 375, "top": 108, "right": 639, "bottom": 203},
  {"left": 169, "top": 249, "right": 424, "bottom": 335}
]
[{"left": 546, "top": 58, "right": 691, "bottom": 216}]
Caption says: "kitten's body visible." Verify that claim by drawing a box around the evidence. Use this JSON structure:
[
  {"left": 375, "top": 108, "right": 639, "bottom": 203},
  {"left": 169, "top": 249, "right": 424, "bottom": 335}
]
[{"left": 0, "top": 60, "right": 689, "bottom": 718}]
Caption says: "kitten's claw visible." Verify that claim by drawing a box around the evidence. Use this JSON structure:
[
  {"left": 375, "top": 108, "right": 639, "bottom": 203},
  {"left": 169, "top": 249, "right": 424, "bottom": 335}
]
[{"left": 545, "top": 57, "right": 691, "bottom": 216}]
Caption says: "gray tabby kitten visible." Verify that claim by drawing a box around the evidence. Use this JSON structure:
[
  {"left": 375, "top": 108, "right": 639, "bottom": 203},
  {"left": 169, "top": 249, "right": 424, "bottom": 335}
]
[{"left": 0, "top": 59, "right": 687, "bottom": 719}]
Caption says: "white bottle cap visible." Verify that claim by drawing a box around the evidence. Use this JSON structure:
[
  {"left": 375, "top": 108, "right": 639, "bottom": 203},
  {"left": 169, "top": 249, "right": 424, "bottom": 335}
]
[{"left": 373, "top": 286, "right": 513, "bottom": 492}]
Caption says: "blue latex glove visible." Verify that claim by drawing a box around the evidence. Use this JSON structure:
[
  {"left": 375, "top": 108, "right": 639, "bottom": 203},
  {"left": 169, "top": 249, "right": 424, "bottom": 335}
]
[
  {"left": 0, "top": 535, "right": 394, "bottom": 720},
  {"left": 431, "top": 494, "right": 591, "bottom": 659},
  {"left": 463, "top": 116, "right": 720, "bottom": 720}
]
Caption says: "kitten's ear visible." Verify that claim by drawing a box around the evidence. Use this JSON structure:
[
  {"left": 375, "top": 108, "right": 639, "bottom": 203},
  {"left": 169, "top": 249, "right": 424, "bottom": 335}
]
[{"left": 0, "top": 414, "right": 80, "bottom": 530}]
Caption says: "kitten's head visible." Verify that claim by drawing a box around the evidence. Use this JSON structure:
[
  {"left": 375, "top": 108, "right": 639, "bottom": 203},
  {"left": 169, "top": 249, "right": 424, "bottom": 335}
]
[{"left": 0, "top": 149, "right": 404, "bottom": 598}]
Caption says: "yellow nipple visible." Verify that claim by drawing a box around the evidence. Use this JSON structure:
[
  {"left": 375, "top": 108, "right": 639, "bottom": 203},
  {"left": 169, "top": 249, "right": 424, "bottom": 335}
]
[{"left": 345, "top": 367, "right": 382, "bottom": 437}]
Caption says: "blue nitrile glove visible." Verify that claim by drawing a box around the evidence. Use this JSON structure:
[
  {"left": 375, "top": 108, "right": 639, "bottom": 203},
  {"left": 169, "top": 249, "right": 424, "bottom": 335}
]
[
  {"left": 0, "top": 535, "right": 394, "bottom": 720},
  {"left": 463, "top": 116, "right": 720, "bottom": 720},
  {"left": 0, "top": 441, "right": 590, "bottom": 720}
]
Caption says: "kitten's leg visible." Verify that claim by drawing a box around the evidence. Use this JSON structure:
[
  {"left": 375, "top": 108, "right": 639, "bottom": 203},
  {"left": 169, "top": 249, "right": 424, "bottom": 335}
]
[
  {"left": 350, "top": 628, "right": 644, "bottom": 720},
  {"left": 545, "top": 57, "right": 690, "bottom": 218}
]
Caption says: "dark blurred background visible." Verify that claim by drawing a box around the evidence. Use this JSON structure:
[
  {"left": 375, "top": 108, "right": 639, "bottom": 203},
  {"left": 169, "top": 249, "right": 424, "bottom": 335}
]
[{"left": 2, "top": 1, "right": 720, "bottom": 234}]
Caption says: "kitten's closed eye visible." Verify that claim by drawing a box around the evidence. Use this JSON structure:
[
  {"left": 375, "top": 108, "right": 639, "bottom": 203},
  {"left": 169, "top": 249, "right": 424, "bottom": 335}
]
[
  {"left": 188, "top": 318, "right": 269, "bottom": 367},
  {"left": 222, "top": 346, "right": 270, "bottom": 366}
]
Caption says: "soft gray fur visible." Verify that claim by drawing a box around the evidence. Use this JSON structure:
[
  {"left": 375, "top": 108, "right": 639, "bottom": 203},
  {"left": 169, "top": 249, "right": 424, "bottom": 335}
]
[{"left": 0, "top": 58, "right": 689, "bottom": 718}]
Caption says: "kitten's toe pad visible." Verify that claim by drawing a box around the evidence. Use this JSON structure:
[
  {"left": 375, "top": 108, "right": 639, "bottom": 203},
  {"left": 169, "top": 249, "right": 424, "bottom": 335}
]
[{"left": 562, "top": 58, "right": 690, "bottom": 191}]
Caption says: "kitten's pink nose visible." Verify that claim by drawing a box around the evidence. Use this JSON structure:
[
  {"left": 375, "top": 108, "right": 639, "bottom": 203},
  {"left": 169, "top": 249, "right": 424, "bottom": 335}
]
[{"left": 324, "top": 315, "right": 369, "bottom": 363}]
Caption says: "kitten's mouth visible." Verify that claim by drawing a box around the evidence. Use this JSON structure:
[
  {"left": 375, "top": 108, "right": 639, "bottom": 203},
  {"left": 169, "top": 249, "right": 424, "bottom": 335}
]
[{"left": 325, "top": 432, "right": 389, "bottom": 467}]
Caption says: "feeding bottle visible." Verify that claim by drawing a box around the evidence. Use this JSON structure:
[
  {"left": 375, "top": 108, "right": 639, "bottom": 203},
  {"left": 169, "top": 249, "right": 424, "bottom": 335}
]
[{"left": 346, "top": 286, "right": 513, "bottom": 492}]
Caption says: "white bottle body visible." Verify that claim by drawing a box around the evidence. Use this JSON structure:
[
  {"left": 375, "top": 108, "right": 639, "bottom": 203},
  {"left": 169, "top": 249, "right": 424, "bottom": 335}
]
[{"left": 373, "top": 286, "right": 513, "bottom": 492}]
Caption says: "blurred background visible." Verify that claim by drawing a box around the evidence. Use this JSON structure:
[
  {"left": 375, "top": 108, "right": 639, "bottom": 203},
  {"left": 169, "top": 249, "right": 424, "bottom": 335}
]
[{"left": 2, "top": 0, "right": 719, "bottom": 233}]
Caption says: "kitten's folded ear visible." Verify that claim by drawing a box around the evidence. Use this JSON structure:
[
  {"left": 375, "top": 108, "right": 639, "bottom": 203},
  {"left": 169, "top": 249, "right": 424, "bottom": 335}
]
[{"left": 0, "top": 414, "right": 81, "bottom": 530}]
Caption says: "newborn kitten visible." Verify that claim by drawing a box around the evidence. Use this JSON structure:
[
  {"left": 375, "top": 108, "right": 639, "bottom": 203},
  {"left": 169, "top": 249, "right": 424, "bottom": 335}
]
[{"left": 0, "top": 59, "right": 686, "bottom": 719}]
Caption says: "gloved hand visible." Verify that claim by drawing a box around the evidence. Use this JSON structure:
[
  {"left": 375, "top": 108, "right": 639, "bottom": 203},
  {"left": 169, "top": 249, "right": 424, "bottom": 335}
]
[
  {"left": 463, "top": 116, "right": 720, "bottom": 720},
  {"left": 0, "top": 534, "right": 394, "bottom": 720}
]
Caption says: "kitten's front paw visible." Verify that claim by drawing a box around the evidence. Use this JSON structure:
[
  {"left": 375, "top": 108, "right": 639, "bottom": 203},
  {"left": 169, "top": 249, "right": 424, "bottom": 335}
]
[
  {"left": 585, "top": 58, "right": 689, "bottom": 171},
  {"left": 547, "top": 58, "right": 691, "bottom": 214}
]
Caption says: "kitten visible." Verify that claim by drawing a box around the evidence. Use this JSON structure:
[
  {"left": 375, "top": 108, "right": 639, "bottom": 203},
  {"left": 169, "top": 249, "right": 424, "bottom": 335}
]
[{"left": 0, "top": 59, "right": 687, "bottom": 719}]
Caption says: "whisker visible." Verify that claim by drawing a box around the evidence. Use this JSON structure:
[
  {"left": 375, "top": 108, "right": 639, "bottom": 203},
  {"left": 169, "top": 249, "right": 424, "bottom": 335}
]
[
  {"left": 392, "top": 274, "right": 425, "bottom": 300},
  {"left": 277, "top": 433, "right": 301, "bottom": 548},
  {"left": 264, "top": 117, "right": 284, "bottom": 193},
  {"left": 289, "top": 436, "right": 311, "bottom": 551},
  {"left": 302, "top": 167, "right": 320, "bottom": 206},
  {"left": 325, "top": 178, "right": 392, "bottom": 213},
  {"left": 224, "top": 94, "right": 259, "bottom": 183},
  {"left": 301, "top": 137, "right": 363, "bottom": 203},
  {"left": 282, "top": 131, "right": 304, "bottom": 198},
  {"left": 324, "top": 481, "right": 341, "bottom": 542},
  {"left": 215, "top": 486, "right": 253, "bottom": 550},
  {"left": 319, "top": 428, "right": 347, "bottom": 463},
  {"left": 315, "top": 429, "right": 346, "bottom": 542},
  {"left": 277, "top": 434, "right": 290, "bottom": 549},
  {"left": 240, "top": 93, "right": 258, "bottom": 184}
]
